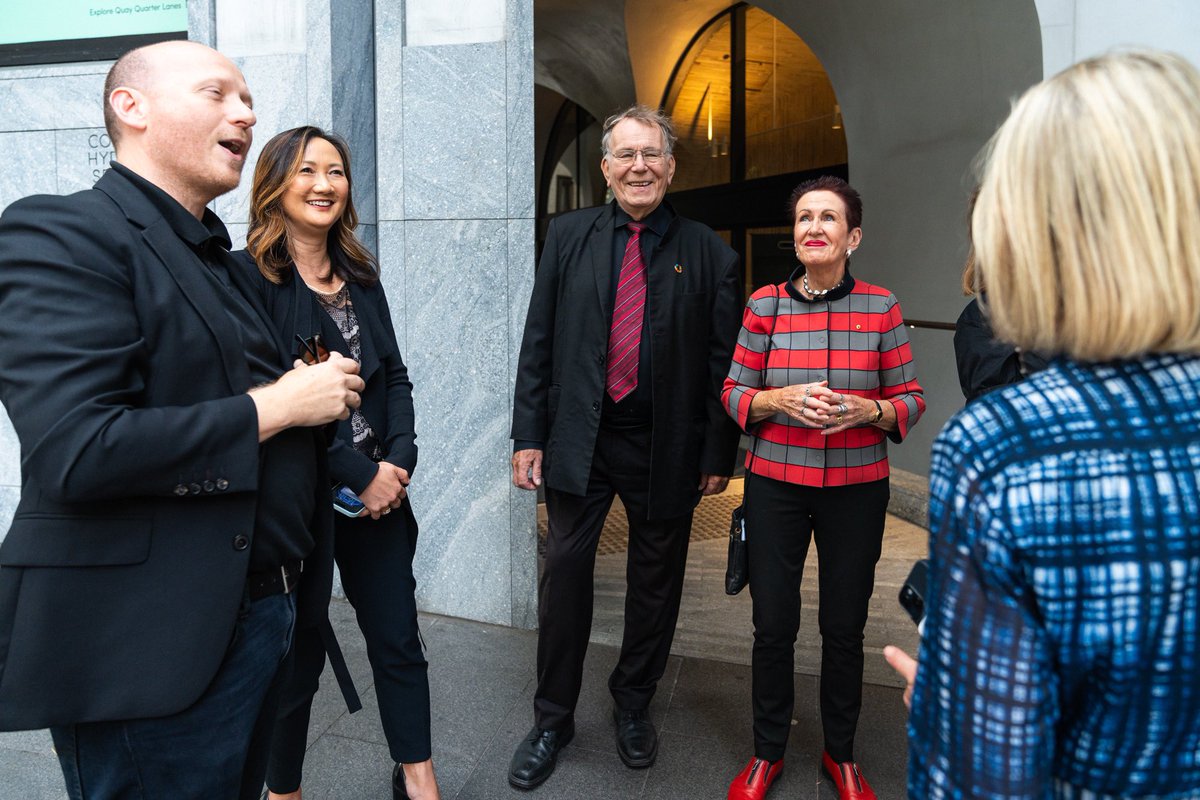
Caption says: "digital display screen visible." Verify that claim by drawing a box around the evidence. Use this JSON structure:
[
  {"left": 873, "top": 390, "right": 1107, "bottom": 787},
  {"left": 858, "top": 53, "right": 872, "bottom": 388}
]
[{"left": 0, "top": 1, "right": 188, "bottom": 67}]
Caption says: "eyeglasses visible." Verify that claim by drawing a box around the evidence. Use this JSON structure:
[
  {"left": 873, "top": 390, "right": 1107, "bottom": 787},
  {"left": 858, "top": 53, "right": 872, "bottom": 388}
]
[
  {"left": 296, "top": 333, "right": 330, "bottom": 365},
  {"left": 608, "top": 148, "right": 667, "bottom": 166}
]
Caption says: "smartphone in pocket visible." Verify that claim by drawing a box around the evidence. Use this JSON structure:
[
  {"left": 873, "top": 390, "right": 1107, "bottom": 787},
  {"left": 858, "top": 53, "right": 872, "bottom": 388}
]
[{"left": 332, "top": 483, "right": 365, "bottom": 517}]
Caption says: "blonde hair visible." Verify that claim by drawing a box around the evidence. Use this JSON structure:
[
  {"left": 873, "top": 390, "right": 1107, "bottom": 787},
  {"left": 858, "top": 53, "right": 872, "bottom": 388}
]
[{"left": 972, "top": 50, "right": 1200, "bottom": 360}]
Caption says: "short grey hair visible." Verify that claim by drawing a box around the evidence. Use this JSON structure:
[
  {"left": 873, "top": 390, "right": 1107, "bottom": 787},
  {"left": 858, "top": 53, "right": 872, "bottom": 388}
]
[{"left": 600, "top": 105, "right": 678, "bottom": 158}]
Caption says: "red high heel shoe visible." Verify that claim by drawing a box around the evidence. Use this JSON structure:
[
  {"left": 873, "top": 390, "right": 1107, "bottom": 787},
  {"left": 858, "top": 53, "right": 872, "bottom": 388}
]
[
  {"left": 822, "top": 751, "right": 877, "bottom": 800},
  {"left": 726, "top": 757, "right": 783, "bottom": 800}
]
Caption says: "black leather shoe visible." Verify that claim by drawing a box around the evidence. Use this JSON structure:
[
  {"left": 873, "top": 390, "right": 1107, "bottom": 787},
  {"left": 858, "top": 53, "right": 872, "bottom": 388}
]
[
  {"left": 392, "top": 763, "right": 409, "bottom": 800},
  {"left": 613, "top": 707, "right": 658, "bottom": 768},
  {"left": 508, "top": 724, "right": 575, "bottom": 790}
]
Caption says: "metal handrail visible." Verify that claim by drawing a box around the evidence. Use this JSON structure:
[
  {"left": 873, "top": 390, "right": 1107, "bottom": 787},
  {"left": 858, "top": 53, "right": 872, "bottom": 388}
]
[{"left": 903, "top": 319, "right": 956, "bottom": 332}]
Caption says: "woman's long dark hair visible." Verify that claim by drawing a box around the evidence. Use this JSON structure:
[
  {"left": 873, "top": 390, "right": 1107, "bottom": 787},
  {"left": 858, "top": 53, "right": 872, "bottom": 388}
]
[{"left": 246, "top": 125, "right": 379, "bottom": 286}]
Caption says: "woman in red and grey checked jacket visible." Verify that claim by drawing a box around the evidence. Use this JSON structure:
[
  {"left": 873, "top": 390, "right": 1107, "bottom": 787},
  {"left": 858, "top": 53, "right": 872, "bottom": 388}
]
[{"left": 721, "top": 176, "right": 924, "bottom": 800}]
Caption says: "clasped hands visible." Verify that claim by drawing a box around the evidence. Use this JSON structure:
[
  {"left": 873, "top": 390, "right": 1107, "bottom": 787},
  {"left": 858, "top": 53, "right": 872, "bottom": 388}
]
[{"left": 771, "top": 380, "right": 870, "bottom": 435}]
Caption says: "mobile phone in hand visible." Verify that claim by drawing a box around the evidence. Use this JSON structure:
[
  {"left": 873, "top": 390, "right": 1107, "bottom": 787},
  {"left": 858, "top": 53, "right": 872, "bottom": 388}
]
[
  {"left": 899, "top": 559, "right": 929, "bottom": 629},
  {"left": 332, "top": 484, "right": 365, "bottom": 517}
]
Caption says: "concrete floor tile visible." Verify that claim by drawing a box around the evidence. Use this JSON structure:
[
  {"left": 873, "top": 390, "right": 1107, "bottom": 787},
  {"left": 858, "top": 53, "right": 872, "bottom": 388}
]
[
  {"left": 640, "top": 730, "right": 742, "bottom": 800},
  {"left": 0, "top": 728, "right": 56, "bottom": 757},
  {"left": 284, "top": 734, "right": 393, "bottom": 800},
  {"left": 455, "top": 734, "right": 649, "bottom": 800},
  {"left": 0, "top": 747, "right": 68, "bottom": 800}
]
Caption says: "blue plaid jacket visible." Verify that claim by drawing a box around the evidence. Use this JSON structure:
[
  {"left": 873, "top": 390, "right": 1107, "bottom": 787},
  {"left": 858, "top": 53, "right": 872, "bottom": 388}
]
[{"left": 909, "top": 354, "right": 1200, "bottom": 800}]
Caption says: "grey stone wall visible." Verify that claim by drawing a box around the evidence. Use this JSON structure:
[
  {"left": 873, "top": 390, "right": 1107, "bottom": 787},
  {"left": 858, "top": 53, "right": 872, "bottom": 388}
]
[{"left": 374, "top": 0, "right": 537, "bottom": 628}]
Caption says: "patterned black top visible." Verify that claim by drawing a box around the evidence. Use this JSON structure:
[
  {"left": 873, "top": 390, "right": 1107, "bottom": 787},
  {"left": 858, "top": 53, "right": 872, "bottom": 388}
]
[{"left": 314, "top": 283, "right": 383, "bottom": 461}]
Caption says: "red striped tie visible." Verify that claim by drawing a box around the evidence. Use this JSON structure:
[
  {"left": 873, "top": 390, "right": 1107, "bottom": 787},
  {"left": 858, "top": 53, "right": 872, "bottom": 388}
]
[{"left": 606, "top": 222, "right": 647, "bottom": 402}]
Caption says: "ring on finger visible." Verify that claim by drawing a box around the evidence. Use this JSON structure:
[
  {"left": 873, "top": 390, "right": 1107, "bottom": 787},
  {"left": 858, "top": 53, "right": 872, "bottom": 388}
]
[
  {"left": 838, "top": 403, "right": 848, "bottom": 415},
  {"left": 837, "top": 414, "right": 844, "bottom": 424}
]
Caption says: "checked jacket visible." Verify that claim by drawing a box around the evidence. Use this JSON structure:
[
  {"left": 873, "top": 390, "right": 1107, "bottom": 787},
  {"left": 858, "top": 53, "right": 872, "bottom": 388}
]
[{"left": 722, "top": 267, "right": 924, "bottom": 486}]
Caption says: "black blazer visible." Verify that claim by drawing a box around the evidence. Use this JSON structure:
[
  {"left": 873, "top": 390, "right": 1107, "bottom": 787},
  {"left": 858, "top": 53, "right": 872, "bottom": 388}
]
[
  {"left": 232, "top": 252, "right": 418, "bottom": 532},
  {"left": 954, "top": 297, "right": 1050, "bottom": 402},
  {"left": 511, "top": 201, "right": 743, "bottom": 518},
  {"left": 0, "top": 169, "right": 333, "bottom": 731}
]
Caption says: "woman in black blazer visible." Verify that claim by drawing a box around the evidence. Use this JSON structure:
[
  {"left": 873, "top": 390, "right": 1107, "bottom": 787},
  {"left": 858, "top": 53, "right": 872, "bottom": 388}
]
[{"left": 235, "top": 126, "right": 440, "bottom": 800}]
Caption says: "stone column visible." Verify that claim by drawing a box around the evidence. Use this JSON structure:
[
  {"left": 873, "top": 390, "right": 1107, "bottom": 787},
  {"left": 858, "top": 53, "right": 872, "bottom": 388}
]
[{"left": 375, "top": 0, "right": 537, "bottom": 627}]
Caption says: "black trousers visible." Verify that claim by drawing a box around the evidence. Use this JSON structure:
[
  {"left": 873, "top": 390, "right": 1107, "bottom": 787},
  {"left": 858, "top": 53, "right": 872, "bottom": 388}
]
[
  {"left": 535, "top": 425, "right": 695, "bottom": 730},
  {"left": 266, "top": 508, "right": 430, "bottom": 792},
  {"left": 744, "top": 473, "right": 889, "bottom": 763}
]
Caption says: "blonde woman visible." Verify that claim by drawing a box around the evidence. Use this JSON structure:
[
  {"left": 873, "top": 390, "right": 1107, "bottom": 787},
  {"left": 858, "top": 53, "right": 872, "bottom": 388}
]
[{"left": 888, "top": 50, "right": 1200, "bottom": 798}]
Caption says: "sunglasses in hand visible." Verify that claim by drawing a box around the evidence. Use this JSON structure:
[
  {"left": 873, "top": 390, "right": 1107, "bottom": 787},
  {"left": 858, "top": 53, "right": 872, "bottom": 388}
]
[{"left": 296, "top": 333, "right": 331, "bottom": 365}]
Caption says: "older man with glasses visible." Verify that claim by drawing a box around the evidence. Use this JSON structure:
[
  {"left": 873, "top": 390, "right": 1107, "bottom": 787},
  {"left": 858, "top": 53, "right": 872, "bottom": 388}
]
[{"left": 508, "top": 104, "right": 743, "bottom": 789}]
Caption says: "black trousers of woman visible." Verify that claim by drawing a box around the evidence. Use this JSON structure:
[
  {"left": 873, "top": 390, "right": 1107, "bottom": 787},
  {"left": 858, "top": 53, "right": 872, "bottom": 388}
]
[
  {"left": 266, "top": 506, "right": 430, "bottom": 792},
  {"left": 744, "top": 473, "right": 889, "bottom": 764}
]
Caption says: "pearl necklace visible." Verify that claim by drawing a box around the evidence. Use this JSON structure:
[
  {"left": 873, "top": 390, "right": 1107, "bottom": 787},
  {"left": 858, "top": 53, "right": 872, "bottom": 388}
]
[{"left": 802, "top": 272, "right": 843, "bottom": 299}]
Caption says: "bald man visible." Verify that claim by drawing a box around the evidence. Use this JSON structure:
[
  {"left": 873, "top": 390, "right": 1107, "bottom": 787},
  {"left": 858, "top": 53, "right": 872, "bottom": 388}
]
[{"left": 0, "top": 41, "right": 363, "bottom": 799}]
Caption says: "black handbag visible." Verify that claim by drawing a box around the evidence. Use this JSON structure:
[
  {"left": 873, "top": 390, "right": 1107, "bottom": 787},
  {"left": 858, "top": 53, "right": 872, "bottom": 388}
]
[
  {"left": 724, "top": 285, "right": 781, "bottom": 596},
  {"left": 725, "top": 504, "right": 749, "bottom": 594}
]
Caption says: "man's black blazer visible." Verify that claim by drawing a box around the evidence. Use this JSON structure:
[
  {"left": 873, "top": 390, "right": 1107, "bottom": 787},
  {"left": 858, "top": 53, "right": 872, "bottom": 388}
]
[
  {"left": 512, "top": 201, "right": 742, "bottom": 519},
  {"left": 0, "top": 169, "right": 333, "bottom": 732}
]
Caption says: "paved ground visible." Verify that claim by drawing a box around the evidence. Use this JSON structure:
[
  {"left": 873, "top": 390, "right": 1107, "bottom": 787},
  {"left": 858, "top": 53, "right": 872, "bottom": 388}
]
[{"left": 1, "top": 481, "right": 926, "bottom": 799}]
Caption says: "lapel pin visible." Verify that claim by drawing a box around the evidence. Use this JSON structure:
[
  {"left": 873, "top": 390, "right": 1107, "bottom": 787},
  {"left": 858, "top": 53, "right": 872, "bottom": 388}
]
[{"left": 674, "top": 264, "right": 683, "bottom": 274}]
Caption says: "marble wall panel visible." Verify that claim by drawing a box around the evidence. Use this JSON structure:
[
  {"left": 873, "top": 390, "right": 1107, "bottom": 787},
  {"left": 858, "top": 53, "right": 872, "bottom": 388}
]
[
  {"left": 0, "top": 132, "right": 58, "bottom": 213},
  {"left": 306, "top": 0, "right": 334, "bottom": 129},
  {"left": 225, "top": 222, "right": 248, "bottom": 250},
  {"left": 0, "top": 63, "right": 108, "bottom": 80},
  {"left": 401, "top": 43, "right": 507, "bottom": 221},
  {"left": 507, "top": 217, "right": 537, "bottom": 629},
  {"left": 403, "top": 219, "right": 513, "bottom": 624},
  {"left": 505, "top": 0, "right": 535, "bottom": 220},
  {"left": 406, "top": 0, "right": 505, "bottom": 46},
  {"left": 217, "top": 0, "right": 306, "bottom": 56},
  {"left": 376, "top": 221, "right": 407, "bottom": 355},
  {"left": 214, "top": 53, "right": 308, "bottom": 227},
  {"left": 54, "top": 127, "right": 114, "bottom": 197},
  {"left": 357, "top": 223, "right": 378, "bottom": 258},
  {"left": 0, "top": 410, "right": 20, "bottom": 489},
  {"left": 189, "top": 0, "right": 217, "bottom": 46},
  {"left": 0, "top": 487, "right": 18, "bottom": 545},
  {"left": 332, "top": 0, "right": 376, "bottom": 224},
  {"left": 0, "top": 73, "right": 105, "bottom": 133},
  {"left": 374, "top": 0, "right": 405, "bottom": 221}
]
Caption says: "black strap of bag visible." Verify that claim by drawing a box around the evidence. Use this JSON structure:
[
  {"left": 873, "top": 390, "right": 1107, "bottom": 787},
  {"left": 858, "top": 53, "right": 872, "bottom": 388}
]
[{"left": 725, "top": 285, "right": 782, "bottom": 595}]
